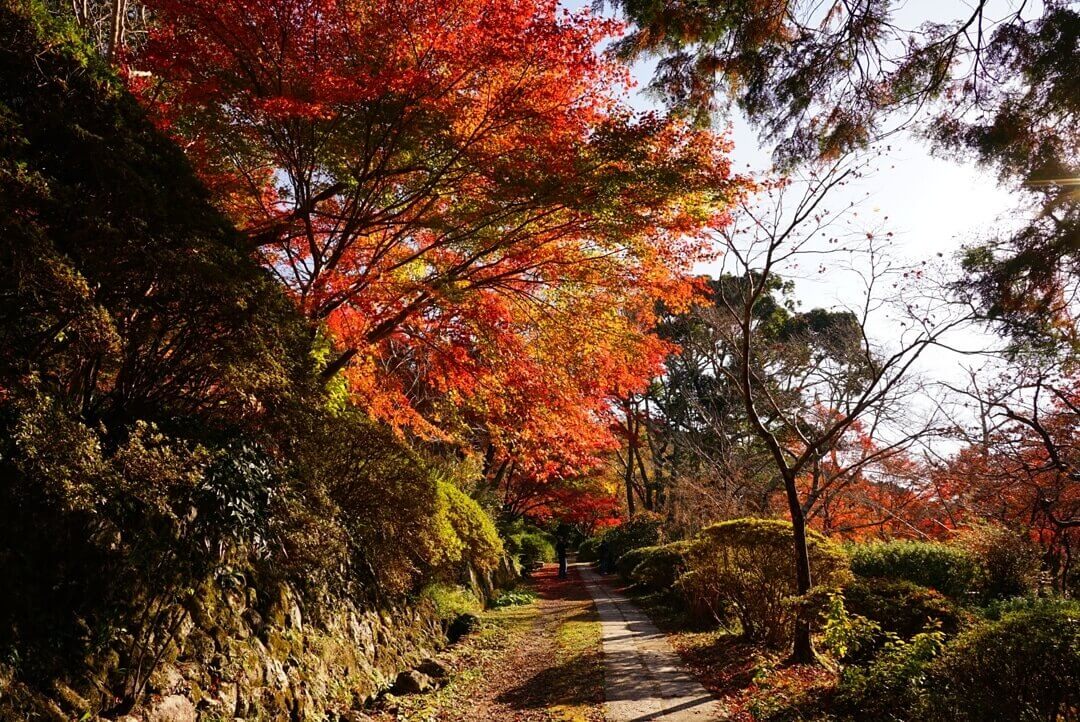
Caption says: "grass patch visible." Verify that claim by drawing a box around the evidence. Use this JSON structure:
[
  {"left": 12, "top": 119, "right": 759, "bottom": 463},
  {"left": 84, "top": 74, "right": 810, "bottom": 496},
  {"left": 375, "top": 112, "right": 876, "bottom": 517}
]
[
  {"left": 372, "top": 601, "right": 539, "bottom": 721},
  {"left": 546, "top": 609, "right": 604, "bottom": 721},
  {"left": 490, "top": 588, "right": 538, "bottom": 608},
  {"left": 421, "top": 583, "right": 484, "bottom": 620}
]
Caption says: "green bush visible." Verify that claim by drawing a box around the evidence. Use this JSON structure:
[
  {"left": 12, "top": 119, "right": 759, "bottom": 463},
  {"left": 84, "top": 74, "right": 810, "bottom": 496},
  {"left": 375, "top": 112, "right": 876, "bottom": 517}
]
[
  {"left": 677, "top": 518, "right": 851, "bottom": 646},
  {"left": 836, "top": 599, "right": 1080, "bottom": 722},
  {"left": 835, "top": 630, "right": 946, "bottom": 720},
  {"left": 615, "top": 546, "right": 653, "bottom": 581},
  {"left": 843, "top": 578, "right": 961, "bottom": 639},
  {"left": 503, "top": 523, "right": 554, "bottom": 573},
  {"left": 432, "top": 480, "right": 504, "bottom": 575},
  {"left": 287, "top": 408, "right": 479, "bottom": 597},
  {"left": 849, "top": 541, "right": 979, "bottom": 600},
  {"left": 980, "top": 594, "right": 1073, "bottom": 621},
  {"left": 601, "top": 512, "right": 663, "bottom": 562},
  {"left": 629, "top": 542, "right": 692, "bottom": 592},
  {"left": 957, "top": 524, "right": 1042, "bottom": 600},
  {"left": 577, "top": 537, "right": 601, "bottom": 562},
  {"left": 518, "top": 533, "right": 555, "bottom": 569},
  {"left": 421, "top": 583, "right": 484, "bottom": 621},
  {"left": 822, "top": 592, "right": 884, "bottom": 663},
  {"left": 923, "top": 599, "right": 1080, "bottom": 722}
]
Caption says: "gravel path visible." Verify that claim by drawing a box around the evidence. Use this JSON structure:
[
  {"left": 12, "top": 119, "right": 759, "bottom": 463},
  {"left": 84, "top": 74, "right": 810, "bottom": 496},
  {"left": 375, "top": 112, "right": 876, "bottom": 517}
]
[{"left": 578, "top": 563, "right": 723, "bottom": 722}]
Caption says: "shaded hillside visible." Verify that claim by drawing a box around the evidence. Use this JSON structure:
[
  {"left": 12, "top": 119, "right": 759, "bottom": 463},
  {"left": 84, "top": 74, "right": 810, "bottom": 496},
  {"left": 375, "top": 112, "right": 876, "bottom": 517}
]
[{"left": 0, "top": 3, "right": 508, "bottom": 719}]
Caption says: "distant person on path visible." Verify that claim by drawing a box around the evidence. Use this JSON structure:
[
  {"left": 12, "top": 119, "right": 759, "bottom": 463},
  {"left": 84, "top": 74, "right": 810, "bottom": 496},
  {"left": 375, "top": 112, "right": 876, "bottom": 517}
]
[
  {"left": 598, "top": 539, "right": 611, "bottom": 575},
  {"left": 556, "top": 536, "right": 568, "bottom": 578}
]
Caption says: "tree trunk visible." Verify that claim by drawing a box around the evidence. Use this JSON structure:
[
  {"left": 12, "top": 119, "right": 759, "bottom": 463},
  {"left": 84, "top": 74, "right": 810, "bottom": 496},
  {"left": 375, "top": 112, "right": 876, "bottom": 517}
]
[
  {"left": 635, "top": 445, "right": 654, "bottom": 511},
  {"left": 784, "top": 474, "right": 816, "bottom": 663},
  {"left": 319, "top": 346, "right": 357, "bottom": 382}
]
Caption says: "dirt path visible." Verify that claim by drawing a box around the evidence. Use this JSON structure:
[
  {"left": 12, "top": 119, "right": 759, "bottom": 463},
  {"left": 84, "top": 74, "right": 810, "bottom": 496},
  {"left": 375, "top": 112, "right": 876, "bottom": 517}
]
[
  {"left": 373, "top": 564, "right": 604, "bottom": 721},
  {"left": 579, "top": 563, "right": 723, "bottom": 722},
  {"left": 373, "top": 562, "right": 722, "bottom": 721}
]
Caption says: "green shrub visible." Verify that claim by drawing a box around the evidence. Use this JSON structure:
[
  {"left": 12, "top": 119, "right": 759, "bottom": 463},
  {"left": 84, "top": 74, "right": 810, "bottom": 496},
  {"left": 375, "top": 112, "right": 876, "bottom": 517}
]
[
  {"left": 957, "top": 524, "right": 1042, "bottom": 600},
  {"left": 849, "top": 541, "right": 979, "bottom": 600},
  {"left": 836, "top": 599, "right": 1080, "bottom": 722},
  {"left": 421, "top": 583, "right": 483, "bottom": 621},
  {"left": 503, "top": 523, "right": 554, "bottom": 573},
  {"left": 288, "top": 408, "right": 467, "bottom": 596},
  {"left": 601, "top": 512, "right": 663, "bottom": 562},
  {"left": 615, "top": 546, "right": 653, "bottom": 581},
  {"left": 629, "top": 542, "right": 692, "bottom": 592},
  {"left": 433, "top": 480, "right": 503, "bottom": 574},
  {"left": 843, "top": 578, "right": 960, "bottom": 638},
  {"left": 519, "top": 534, "right": 555, "bottom": 568},
  {"left": 923, "top": 599, "right": 1080, "bottom": 722},
  {"left": 980, "top": 594, "right": 1074, "bottom": 620},
  {"left": 677, "top": 518, "right": 851, "bottom": 646},
  {"left": 835, "top": 630, "right": 946, "bottom": 720},
  {"left": 822, "top": 591, "right": 883, "bottom": 662},
  {"left": 577, "top": 537, "right": 601, "bottom": 562}
]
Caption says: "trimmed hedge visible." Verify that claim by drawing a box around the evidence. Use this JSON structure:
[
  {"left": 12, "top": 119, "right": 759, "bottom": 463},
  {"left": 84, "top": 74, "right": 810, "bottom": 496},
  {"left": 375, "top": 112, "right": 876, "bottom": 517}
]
[
  {"left": 433, "top": 481, "right": 504, "bottom": 574},
  {"left": 678, "top": 518, "right": 851, "bottom": 645},
  {"left": 837, "top": 598, "right": 1080, "bottom": 721},
  {"left": 849, "top": 541, "right": 979, "bottom": 600},
  {"left": 843, "top": 578, "right": 961, "bottom": 638},
  {"left": 602, "top": 512, "right": 663, "bottom": 563},
  {"left": 504, "top": 523, "right": 554, "bottom": 573},
  {"left": 629, "top": 541, "right": 692, "bottom": 592},
  {"left": 577, "top": 537, "right": 601, "bottom": 562},
  {"left": 614, "top": 546, "right": 652, "bottom": 581},
  {"left": 925, "top": 599, "right": 1080, "bottom": 721}
]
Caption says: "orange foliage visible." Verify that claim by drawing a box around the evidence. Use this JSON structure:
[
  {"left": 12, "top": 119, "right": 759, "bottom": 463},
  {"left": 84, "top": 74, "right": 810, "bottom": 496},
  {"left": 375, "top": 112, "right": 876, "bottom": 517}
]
[
  {"left": 935, "top": 378, "right": 1080, "bottom": 582},
  {"left": 131, "top": 0, "right": 745, "bottom": 517}
]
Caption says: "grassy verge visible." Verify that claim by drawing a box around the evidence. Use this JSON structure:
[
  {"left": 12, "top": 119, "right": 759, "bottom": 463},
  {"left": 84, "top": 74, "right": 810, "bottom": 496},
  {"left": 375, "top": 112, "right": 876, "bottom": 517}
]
[
  {"left": 544, "top": 606, "right": 604, "bottom": 722},
  {"left": 372, "top": 599, "right": 540, "bottom": 721}
]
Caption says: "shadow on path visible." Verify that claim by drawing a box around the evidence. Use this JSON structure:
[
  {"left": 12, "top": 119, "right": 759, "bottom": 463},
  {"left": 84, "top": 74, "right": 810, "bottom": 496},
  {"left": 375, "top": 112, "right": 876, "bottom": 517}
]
[
  {"left": 579, "top": 563, "right": 724, "bottom": 721},
  {"left": 493, "top": 562, "right": 605, "bottom": 719}
]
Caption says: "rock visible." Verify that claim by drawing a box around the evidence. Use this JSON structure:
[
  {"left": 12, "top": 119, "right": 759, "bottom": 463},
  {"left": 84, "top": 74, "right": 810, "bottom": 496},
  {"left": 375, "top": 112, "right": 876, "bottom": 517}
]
[
  {"left": 339, "top": 712, "right": 371, "bottom": 722},
  {"left": 446, "top": 613, "right": 480, "bottom": 643},
  {"left": 223, "top": 588, "right": 246, "bottom": 613},
  {"left": 232, "top": 683, "right": 250, "bottom": 718},
  {"left": 242, "top": 607, "right": 263, "bottom": 631},
  {"left": 263, "top": 657, "right": 288, "bottom": 688},
  {"left": 286, "top": 600, "right": 303, "bottom": 631},
  {"left": 148, "top": 664, "right": 186, "bottom": 695},
  {"left": 145, "top": 694, "right": 196, "bottom": 722},
  {"left": 50, "top": 680, "right": 89, "bottom": 714},
  {"left": 390, "top": 670, "right": 433, "bottom": 696},
  {"left": 415, "top": 659, "right": 448, "bottom": 680}
]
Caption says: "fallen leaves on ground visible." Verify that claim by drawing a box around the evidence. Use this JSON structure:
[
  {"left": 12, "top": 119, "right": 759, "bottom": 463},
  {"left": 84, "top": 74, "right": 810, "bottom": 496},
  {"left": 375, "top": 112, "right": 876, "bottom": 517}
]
[{"left": 371, "top": 564, "right": 604, "bottom": 721}]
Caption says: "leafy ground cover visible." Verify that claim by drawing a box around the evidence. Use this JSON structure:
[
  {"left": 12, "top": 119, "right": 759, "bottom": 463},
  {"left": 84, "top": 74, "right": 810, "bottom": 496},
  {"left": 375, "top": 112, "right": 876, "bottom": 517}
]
[{"left": 608, "top": 577, "right": 837, "bottom": 722}]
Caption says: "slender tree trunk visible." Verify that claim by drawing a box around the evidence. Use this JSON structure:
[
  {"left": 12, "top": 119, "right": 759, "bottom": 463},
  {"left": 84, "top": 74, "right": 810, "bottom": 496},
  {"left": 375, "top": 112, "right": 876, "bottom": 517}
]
[
  {"left": 783, "top": 473, "right": 816, "bottom": 663},
  {"left": 624, "top": 449, "right": 637, "bottom": 517},
  {"left": 108, "top": 0, "right": 127, "bottom": 61},
  {"left": 637, "top": 448, "right": 654, "bottom": 511}
]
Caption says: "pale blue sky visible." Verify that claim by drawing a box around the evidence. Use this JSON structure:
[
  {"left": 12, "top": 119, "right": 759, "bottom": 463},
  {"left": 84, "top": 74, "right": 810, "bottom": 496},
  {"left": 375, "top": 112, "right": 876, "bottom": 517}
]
[
  {"left": 566, "top": 0, "right": 1020, "bottom": 313},
  {"left": 565, "top": 0, "right": 1032, "bottom": 429}
]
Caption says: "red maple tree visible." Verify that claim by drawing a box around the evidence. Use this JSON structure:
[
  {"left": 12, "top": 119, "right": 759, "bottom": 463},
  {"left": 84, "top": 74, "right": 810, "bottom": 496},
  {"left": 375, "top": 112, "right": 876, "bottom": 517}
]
[{"left": 131, "top": 0, "right": 744, "bottom": 514}]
